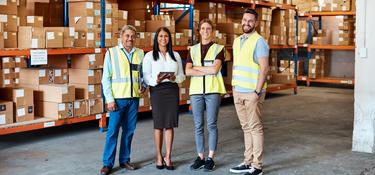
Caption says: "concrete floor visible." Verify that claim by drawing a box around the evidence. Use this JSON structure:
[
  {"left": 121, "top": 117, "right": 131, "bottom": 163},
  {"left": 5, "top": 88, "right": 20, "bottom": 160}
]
[{"left": 1, "top": 87, "right": 375, "bottom": 175}]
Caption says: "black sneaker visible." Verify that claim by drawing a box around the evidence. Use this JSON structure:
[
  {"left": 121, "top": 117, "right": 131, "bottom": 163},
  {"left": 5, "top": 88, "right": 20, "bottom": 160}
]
[
  {"left": 229, "top": 163, "right": 252, "bottom": 174},
  {"left": 203, "top": 157, "right": 215, "bottom": 172},
  {"left": 244, "top": 167, "right": 263, "bottom": 175},
  {"left": 190, "top": 156, "right": 205, "bottom": 170}
]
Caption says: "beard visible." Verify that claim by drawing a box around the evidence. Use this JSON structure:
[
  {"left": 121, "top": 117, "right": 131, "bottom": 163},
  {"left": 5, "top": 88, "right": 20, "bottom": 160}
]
[{"left": 242, "top": 24, "right": 255, "bottom": 34}]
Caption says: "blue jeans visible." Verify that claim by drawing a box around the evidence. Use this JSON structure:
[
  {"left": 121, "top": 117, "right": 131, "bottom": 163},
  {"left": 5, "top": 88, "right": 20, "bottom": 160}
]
[
  {"left": 102, "top": 99, "right": 139, "bottom": 167},
  {"left": 190, "top": 94, "right": 221, "bottom": 154}
]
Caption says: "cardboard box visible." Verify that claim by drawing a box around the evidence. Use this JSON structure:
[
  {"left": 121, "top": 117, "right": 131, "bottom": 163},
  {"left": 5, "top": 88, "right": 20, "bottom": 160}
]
[
  {"left": 74, "top": 31, "right": 97, "bottom": 48},
  {"left": 270, "top": 73, "right": 296, "bottom": 84},
  {"left": 53, "top": 68, "right": 69, "bottom": 84},
  {"left": 0, "top": 14, "right": 18, "bottom": 32},
  {"left": 69, "top": 69, "right": 102, "bottom": 84},
  {"left": 118, "top": 10, "right": 128, "bottom": 20},
  {"left": 118, "top": 19, "right": 127, "bottom": 31},
  {"left": 71, "top": 84, "right": 101, "bottom": 99},
  {"left": 88, "top": 98, "right": 103, "bottom": 115},
  {"left": 73, "top": 99, "right": 88, "bottom": 117},
  {"left": 195, "top": 2, "right": 217, "bottom": 13},
  {"left": 71, "top": 54, "right": 104, "bottom": 69},
  {"left": 1, "top": 57, "right": 15, "bottom": 68},
  {"left": 14, "top": 105, "right": 34, "bottom": 122},
  {"left": 44, "top": 55, "right": 68, "bottom": 69},
  {"left": 0, "top": 87, "right": 34, "bottom": 106},
  {"left": 2, "top": 68, "right": 14, "bottom": 79},
  {"left": 69, "top": 15, "right": 101, "bottom": 32},
  {"left": 126, "top": 9, "right": 151, "bottom": 21},
  {"left": 15, "top": 56, "right": 28, "bottom": 68},
  {"left": 36, "top": 101, "right": 73, "bottom": 119},
  {"left": 4, "top": 32, "right": 17, "bottom": 48},
  {"left": 45, "top": 27, "right": 75, "bottom": 48},
  {"left": 36, "top": 84, "right": 75, "bottom": 103},
  {"left": 68, "top": 2, "right": 98, "bottom": 17},
  {"left": 18, "top": 26, "right": 45, "bottom": 49},
  {"left": 0, "top": 100, "right": 13, "bottom": 125},
  {"left": 46, "top": 31, "right": 63, "bottom": 48},
  {"left": 0, "top": 75, "right": 13, "bottom": 87},
  {"left": 128, "top": 20, "right": 145, "bottom": 32},
  {"left": 308, "top": 59, "right": 323, "bottom": 78},
  {"left": 26, "top": 16, "right": 43, "bottom": 27},
  {"left": 135, "top": 32, "right": 152, "bottom": 48},
  {"left": 0, "top": 32, "right": 3, "bottom": 49},
  {"left": 0, "top": 0, "right": 17, "bottom": 15},
  {"left": 216, "top": 23, "right": 242, "bottom": 34},
  {"left": 112, "top": 18, "right": 119, "bottom": 33},
  {"left": 20, "top": 68, "right": 53, "bottom": 86}
]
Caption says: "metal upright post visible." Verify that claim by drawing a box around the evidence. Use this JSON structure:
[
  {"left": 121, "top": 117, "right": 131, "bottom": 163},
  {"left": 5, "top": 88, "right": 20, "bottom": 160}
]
[
  {"left": 100, "top": 0, "right": 105, "bottom": 48},
  {"left": 63, "top": 0, "right": 68, "bottom": 27},
  {"left": 294, "top": 11, "right": 299, "bottom": 77},
  {"left": 154, "top": 1, "right": 160, "bottom": 15},
  {"left": 189, "top": 4, "right": 194, "bottom": 43}
]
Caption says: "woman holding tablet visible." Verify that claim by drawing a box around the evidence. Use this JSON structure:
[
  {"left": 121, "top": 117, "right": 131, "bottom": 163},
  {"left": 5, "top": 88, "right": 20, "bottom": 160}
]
[{"left": 143, "top": 27, "right": 185, "bottom": 170}]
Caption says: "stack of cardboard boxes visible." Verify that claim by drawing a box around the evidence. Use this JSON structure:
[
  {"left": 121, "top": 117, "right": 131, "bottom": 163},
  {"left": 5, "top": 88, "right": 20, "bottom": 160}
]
[
  {"left": 313, "top": 29, "right": 332, "bottom": 45},
  {"left": 308, "top": 49, "right": 330, "bottom": 78},
  {"left": 336, "top": 16, "right": 355, "bottom": 46},
  {"left": 269, "top": 50, "right": 278, "bottom": 74},
  {"left": 286, "top": 9, "right": 297, "bottom": 46},
  {"left": 0, "top": 87, "right": 34, "bottom": 124},
  {"left": 0, "top": 0, "right": 18, "bottom": 48},
  {"left": 270, "top": 10, "right": 287, "bottom": 45},
  {"left": 104, "top": 2, "right": 119, "bottom": 47},
  {"left": 1, "top": 56, "right": 27, "bottom": 88},
  {"left": 69, "top": 1, "right": 101, "bottom": 48},
  {"left": 256, "top": 7, "right": 272, "bottom": 43},
  {"left": 298, "top": 0, "right": 355, "bottom": 13},
  {"left": 298, "top": 20, "right": 309, "bottom": 44},
  {"left": 69, "top": 54, "right": 104, "bottom": 116}
]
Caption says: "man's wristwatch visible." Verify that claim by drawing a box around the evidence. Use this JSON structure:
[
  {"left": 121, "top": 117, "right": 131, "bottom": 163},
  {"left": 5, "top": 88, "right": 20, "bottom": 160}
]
[{"left": 254, "top": 90, "right": 262, "bottom": 97}]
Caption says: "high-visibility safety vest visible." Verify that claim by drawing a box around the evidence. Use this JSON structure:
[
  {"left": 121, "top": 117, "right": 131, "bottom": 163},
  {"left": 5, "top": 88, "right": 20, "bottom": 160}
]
[
  {"left": 189, "top": 43, "right": 227, "bottom": 95},
  {"left": 108, "top": 46, "right": 144, "bottom": 98},
  {"left": 232, "top": 32, "right": 267, "bottom": 90}
]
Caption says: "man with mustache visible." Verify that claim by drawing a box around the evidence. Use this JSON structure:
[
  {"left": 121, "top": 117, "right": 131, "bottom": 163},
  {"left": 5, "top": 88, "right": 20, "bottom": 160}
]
[{"left": 229, "top": 8, "right": 269, "bottom": 175}]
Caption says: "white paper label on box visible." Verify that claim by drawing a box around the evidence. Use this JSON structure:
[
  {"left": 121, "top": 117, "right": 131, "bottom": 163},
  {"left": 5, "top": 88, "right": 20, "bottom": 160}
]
[
  {"left": 96, "top": 114, "right": 102, "bottom": 119},
  {"left": 0, "top": 0, "right": 7, "bottom": 6},
  {"left": 3, "top": 32, "right": 7, "bottom": 39},
  {"left": 176, "top": 33, "right": 181, "bottom": 39},
  {"left": 135, "top": 20, "right": 140, "bottom": 26},
  {"left": 87, "top": 17, "right": 94, "bottom": 24},
  {"left": 218, "top": 14, "right": 222, "bottom": 19},
  {"left": 106, "top": 18, "right": 112, "bottom": 25},
  {"left": 62, "top": 86, "right": 68, "bottom": 94},
  {"left": 0, "top": 15, "right": 7, "bottom": 22},
  {"left": 58, "top": 103, "right": 65, "bottom": 111},
  {"left": 0, "top": 114, "right": 5, "bottom": 125},
  {"left": 17, "top": 108, "right": 25, "bottom": 117},
  {"left": 181, "top": 88, "right": 186, "bottom": 94},
  {"left": 31, "top": 38, "right": 39, "bottom": 48},
  {"left": 209, "top": 2, "right": 214, "bottom": 8},
  {"left": 74, "top": 32, "right": 79, "bottom": 39},
  {"left": 312, "top": 68, "right": 316, "bottom": 74},
  {"left": 39, "top": 69, "right": 46, "bottom": 77},
  {"left": 94, "top": 10, "right": 101, "bottom": 16},
  {"left": 15, "top": 78, "right": 19, "bottom": 84},
  {"left": 44, "top": 121, "right": 55, "bottom": 128},
  {"left": 4, "top": 79, "right": 10, "bottom": 85},
  {"left": 105, "top": 32, "right": 112, "bottom": 39},
  {"left": 139, "top": 98, "right": 144, "bottom": 106},
  {"left": 3, "top": 69, "right": 9, "bottom": 74},
  {"left": 312, "top": 59, "right": 316, "bottom": 64},
  {"left": 209, "top": 14, "right": 213, "bottom": 19},
  {"left": 88, "top": 85, "right": 95, "bottom": 92},
  {"left": 339, "top": 37, "right": 344, "bottom": 41},
  {"left": 16, "top": 89, "right": 24, "bottom": 98},
  {"left": 2, "top": 57, "right": 9, "bottom": 63},
  {"left": 74, "top": 16, "right": 81, "bottom": 24},
  {"left": 74, "top": 101, "right": 80, "bottom": 109},
  {"left": 54, "top": 69, "right": 62, "bottom": 77},
  {"left": 89, "top": 54, "right": 96, "bottom": 62},
  {"left": 88, "top": 70, "right": 94, "bottom": 77},
  {"left": 301, "top": 28, "right": 306, "bottom": 33},
  {"left": 47, "top": 32, "right": 55, "bottom": 40},
  {"left": 86, "top": 2, "right": 93, "bottom": 9},
  {"left": 106, "top": 4, "right": 112, "bottom": 10},
  {"left": 140, "top": 32, "right": 145, "bottom": 39},
  {"left": 94, "top": 48, "right": 101, "bottom": 53},
  {"left": 27, "top": 16, "right": 35, "bottom": 23},
  {"left": 339, "top": 30, "right": 344, "bottom": 34},
  {"left": 123, "top": 11, "right": 128, "bottom": 20},
  {"left": 87, "top": 33, "right": 94, "bottom": 40},
  {"left": 15, "top": 67, "right": 20, "bottom": 73},
  {"left": 69, "top": 27, "right": 75, "bottom": 37}
]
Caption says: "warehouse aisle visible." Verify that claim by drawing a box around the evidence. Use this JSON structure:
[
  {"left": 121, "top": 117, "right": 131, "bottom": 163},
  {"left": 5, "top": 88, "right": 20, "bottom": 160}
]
[{"left": 1, "top": 87, "right": 374, "bottom": 175}]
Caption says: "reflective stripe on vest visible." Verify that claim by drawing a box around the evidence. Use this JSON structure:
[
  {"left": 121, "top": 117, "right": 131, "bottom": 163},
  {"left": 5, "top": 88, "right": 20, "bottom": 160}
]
[
  {"left": 109, "top": 46, "right": 144, "bottom": 98},
  {"left": 189, "top": 43, "right": 227, "bottom": 95},
  {"left": 232, "top": 32, "right": 267, "bottom": 90}
]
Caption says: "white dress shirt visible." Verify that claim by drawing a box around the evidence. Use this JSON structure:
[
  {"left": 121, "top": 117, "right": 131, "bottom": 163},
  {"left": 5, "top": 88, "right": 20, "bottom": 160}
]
[{"left": 143, "top": 51, "right": 185, "bottom": 87}]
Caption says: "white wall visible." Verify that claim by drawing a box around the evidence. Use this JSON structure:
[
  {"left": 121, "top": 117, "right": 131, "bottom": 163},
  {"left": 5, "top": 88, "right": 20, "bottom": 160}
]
[{"left": 352, "top": 0, "right": 375, "bottom": 153}]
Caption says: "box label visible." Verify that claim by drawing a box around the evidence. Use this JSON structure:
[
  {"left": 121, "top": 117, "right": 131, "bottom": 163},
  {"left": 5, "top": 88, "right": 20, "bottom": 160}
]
[
  {"left": 2, "top": 57, "right": 9, "bottom": 63},
  {"left": 139, "top": 98, "right": 144, "bottom": 106},
  {"left": 88, "top": 70, "right": 94, "bottom": 76},
  {"left": 105, "top": 32, "right": 112, "bottom": 39},
  {"left": 87, "top": 17, "right": 94, "bottom": 24},
  {"left": 27, "top": 16, "right": 35, "bottom": 23},
  {"left": 16, "top": 89, "right": 24, "bottom": 98},
  {"left": 54, "top": 69, "right": 62, "bottom": 77},
  {"left": 0, "top": 0, "right": 7, "bottom": 5},
  {"left": 15, "top": 79, "right": 19, "bottom": 84},
  {"left": 44, "top": 121, "right": 55, "bottom": 128},
  {"left": 86, "top": 2, "right": 93, "bottom": 9},
  {"left": 39, "top": 69, "right": 46, "bottom": 77},
  {"left": 14, "top": 67, "right": 20, "bottom": 72},
  {"left": 3, "top": 69, "right": 10, "bottom": 74},
  {"left": 58, "top": 103, "right": 65, "bottom": 111},
  {"left": 17, "top": 108, "right": 26, "bottom": 117},
  {"left": 47, "top": 32, "right": 55, "bottom": 40},
  {"left": 0, "top": 15, "right": 7, "bottom": 22},
  {"left": 3, "top": 32, "right": 7, "bottom": 39},
  {"left": 87, "top": 33, "right": 94, "bottom": 40},
  {"left": 69, "top": 27, "right": 75, "bottom": 37},
  {"left": 74, "top": 101, "right": 80, "bottom": 109},
  {"left": 62, "top": 86, "right": 68, "bottom": 94},
  {"left": 135, "top": 20, "right": 140, "bottom": 26},
  {"left": 123, "top": 11, "right": 128, "bottom": 20},
  {"left": 106, "top": 18, "right": 112, "bottom": 25},
  {"left": 31, "top": 39, "right": 38, "bottom": 48},
  {"left": 0, "top": 114, "right": 5, "bottom": 125},
  {"left": 88, "top": 85, "right": 94, "bottom": 92},
  {"left": 94, "top": 10, "right": 101, "bottom": 16},
  {"left": 95, "top": 114, "right": 102, "bottom": 119},
  {"left": 89, "top": 54, "right": 96, "bottom": 62},
  {"left": 140, "top": 32, "right": 145, "bottom": 39}
]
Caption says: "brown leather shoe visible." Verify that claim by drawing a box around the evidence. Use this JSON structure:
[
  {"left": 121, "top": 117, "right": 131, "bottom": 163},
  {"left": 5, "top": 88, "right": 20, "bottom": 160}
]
[
  {"left": 120, "top": 161, "right": 137, "bottom": 170},
  {"left": 100, "top": 166, "right": 112, "bottom": 175}
]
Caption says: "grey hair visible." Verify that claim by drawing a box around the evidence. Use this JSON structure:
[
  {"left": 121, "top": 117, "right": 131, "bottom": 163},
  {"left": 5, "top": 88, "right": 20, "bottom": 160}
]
[{"left": 120, "top": 25, "right": 137, "bottom": 35}]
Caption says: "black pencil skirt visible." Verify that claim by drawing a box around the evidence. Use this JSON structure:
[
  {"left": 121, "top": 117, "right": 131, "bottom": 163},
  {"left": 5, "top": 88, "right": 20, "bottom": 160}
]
[{"left": 150, "top": 82, "right": 180, "bottom": 129}]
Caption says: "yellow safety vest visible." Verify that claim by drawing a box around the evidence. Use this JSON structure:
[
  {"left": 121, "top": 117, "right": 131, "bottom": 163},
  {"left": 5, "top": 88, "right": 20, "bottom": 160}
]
[
  {"left": 189, "top": 43, "right": 227, "bottom": 95},
  {"left": 232, "top": 32, "right": 267, "bottom": 90},
  {"left": 108, "top": 46, "right": 144, "bottom": 98}
]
